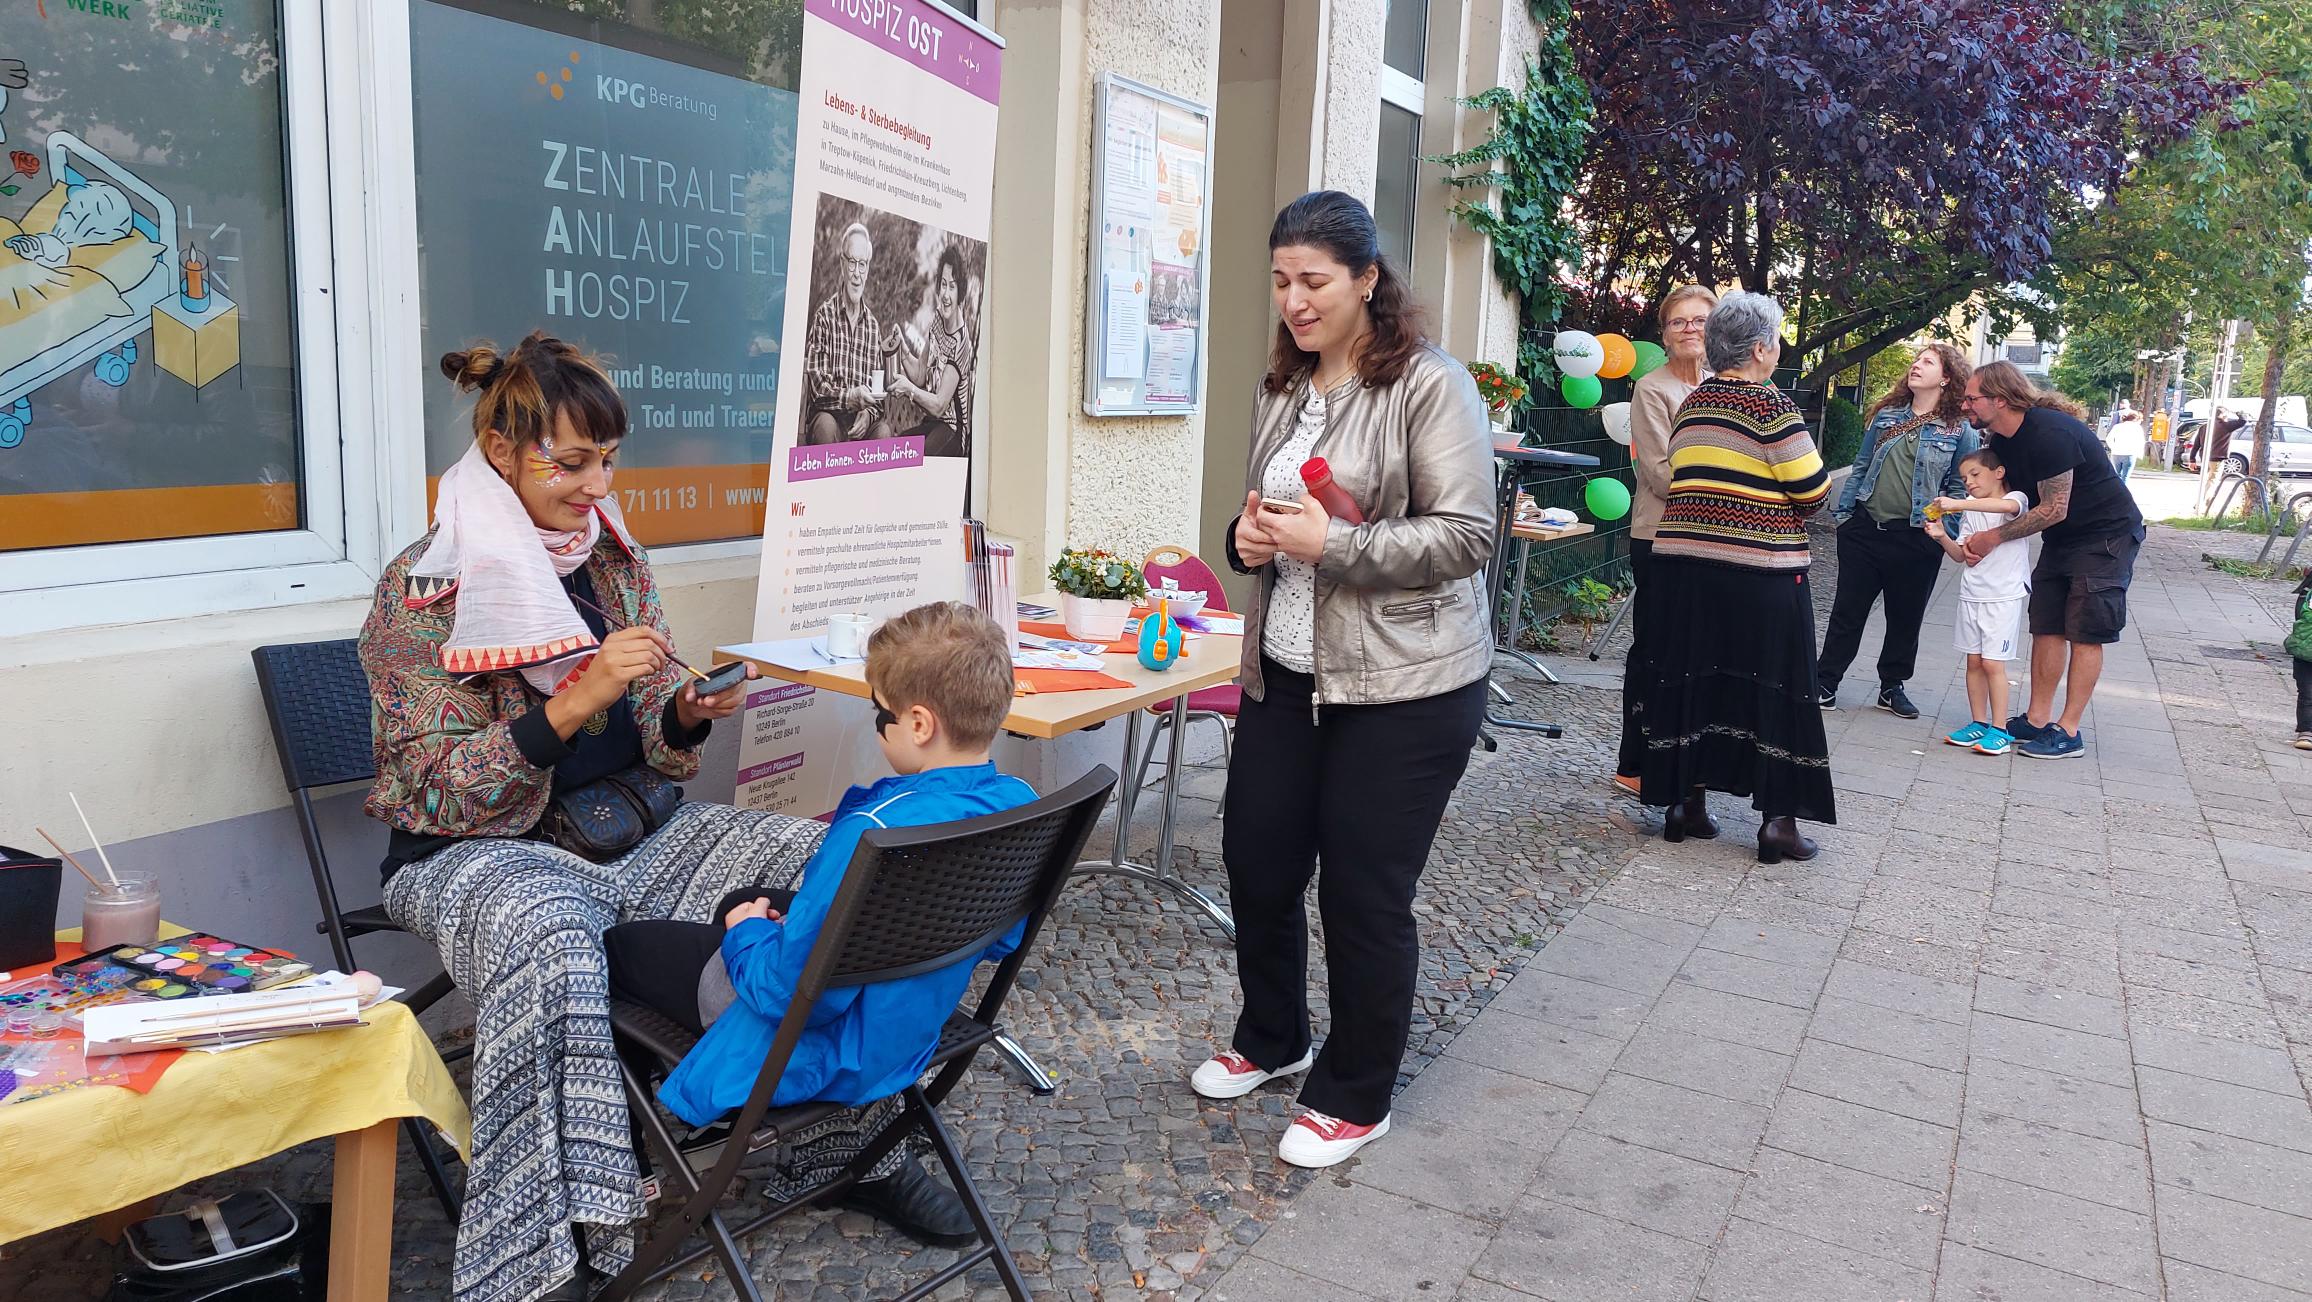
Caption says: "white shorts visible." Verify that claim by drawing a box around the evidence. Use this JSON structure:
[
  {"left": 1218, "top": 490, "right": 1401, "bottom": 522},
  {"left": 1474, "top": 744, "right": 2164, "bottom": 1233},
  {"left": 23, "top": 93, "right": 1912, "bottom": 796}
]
[{"left": 1956, "top": 597, "right": 2028, "bottom": 661}]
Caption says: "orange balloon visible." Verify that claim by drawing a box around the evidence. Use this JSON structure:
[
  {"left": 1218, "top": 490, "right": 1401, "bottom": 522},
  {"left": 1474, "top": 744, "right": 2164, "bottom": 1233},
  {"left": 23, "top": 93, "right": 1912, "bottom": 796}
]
[{"left": 1595, "top": 333, "right": 1637, "bottom": 380}]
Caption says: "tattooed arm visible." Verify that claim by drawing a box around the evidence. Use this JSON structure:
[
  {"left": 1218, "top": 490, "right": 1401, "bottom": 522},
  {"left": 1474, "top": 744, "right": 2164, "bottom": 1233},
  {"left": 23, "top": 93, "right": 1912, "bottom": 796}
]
[{"left": 1964, "top": 470, "right": 2071, "bottom": 559}]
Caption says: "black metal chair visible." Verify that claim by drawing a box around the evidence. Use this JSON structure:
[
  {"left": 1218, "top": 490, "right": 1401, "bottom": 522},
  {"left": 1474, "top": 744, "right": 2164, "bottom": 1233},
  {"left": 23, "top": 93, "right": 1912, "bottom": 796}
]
[
  {"left": 250, "top": 637, "right": 463, "bottom": 1217},
  {"left": 595, "top": 765, "right": 1117, "bottom": 1302}
]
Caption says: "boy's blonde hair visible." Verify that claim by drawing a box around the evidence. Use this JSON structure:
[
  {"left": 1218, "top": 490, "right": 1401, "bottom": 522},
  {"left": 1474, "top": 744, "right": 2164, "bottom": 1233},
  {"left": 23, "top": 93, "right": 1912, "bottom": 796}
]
[{"left": 864, "top": 602, "right": 1015, "bottom": 749}]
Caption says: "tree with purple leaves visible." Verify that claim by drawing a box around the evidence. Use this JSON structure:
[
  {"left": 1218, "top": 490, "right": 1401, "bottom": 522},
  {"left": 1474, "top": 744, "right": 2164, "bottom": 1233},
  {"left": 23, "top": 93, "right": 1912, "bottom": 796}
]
[{"left": 1563, "top": 1, "right": 2239, "bottom": 393}]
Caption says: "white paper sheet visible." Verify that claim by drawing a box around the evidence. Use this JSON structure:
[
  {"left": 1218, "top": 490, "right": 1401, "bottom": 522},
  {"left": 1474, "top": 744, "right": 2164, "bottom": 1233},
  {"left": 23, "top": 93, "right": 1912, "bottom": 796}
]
[
  {"left": 1102, "top": 273, "right": 1147, "bottom": 379},
  {"left": 722, "top": 637, "right": 861, "bottom": 673}
]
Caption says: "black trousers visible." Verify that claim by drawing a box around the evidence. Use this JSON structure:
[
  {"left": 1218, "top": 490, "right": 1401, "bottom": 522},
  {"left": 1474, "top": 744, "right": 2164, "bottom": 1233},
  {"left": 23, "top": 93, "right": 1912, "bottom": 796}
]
[
  {"left": 1817, "top": 515, "right": 1945, "bottom": 692},
  {"left": 603, "top": 886, "right": 796, "bottom": 1035},
  {"left": 1222, "top": 658, "right": 1486, "bottom": 1124},
  {"left": 1616, "top": 539, "right": 1654, "bottom": 776},
  {"left": 2296, "top": 659, "right": 2312, "bottom": 733}
]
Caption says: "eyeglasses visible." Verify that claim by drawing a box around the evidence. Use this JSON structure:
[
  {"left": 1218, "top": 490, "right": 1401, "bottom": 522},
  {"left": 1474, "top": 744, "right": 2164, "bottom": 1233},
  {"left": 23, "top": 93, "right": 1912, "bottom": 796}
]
[
  {"left": 1666, "top": 317, "right": 1708, "bottom": 331},
  {"left": 872, "top": 695, "right": 898, "bottom": 737},
  {"left": 843, "top": 255, "right": 871, "bottom": 271}
]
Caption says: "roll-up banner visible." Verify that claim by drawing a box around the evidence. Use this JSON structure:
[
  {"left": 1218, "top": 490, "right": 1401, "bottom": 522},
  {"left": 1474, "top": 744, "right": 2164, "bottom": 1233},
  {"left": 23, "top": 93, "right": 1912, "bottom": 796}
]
[{"left": 734, "top": 0, "right": 1002, "bottom": 815}]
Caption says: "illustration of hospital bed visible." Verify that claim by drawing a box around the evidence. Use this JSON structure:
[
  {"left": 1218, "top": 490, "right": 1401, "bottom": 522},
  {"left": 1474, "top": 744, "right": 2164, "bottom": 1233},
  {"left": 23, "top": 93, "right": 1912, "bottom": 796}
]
[{"left": 0, "top": 130, "right": 210, "bottom": 450}]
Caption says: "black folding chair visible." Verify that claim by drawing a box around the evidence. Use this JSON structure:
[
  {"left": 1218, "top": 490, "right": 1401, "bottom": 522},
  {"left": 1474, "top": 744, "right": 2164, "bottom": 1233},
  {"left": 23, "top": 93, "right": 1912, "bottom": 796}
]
[
  {"left": 595, "top": 765, "right": 1117, "bottom": 1302},
  {"left": 250, "top": 637, "right": 463, "bottom": 1217}
]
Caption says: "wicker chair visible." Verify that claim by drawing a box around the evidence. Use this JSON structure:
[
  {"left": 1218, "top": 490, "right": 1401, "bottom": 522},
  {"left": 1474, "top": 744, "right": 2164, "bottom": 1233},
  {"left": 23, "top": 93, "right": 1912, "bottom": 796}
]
[{"left": 593, "top": 766, "right": 1116, "bottom": 1302}]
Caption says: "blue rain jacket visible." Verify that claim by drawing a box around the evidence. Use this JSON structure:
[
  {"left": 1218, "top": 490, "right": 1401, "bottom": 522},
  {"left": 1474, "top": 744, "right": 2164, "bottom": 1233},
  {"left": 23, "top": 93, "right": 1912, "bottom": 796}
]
[{"left": 660, "top": 764, "right": 1035, "bottom": 1126}]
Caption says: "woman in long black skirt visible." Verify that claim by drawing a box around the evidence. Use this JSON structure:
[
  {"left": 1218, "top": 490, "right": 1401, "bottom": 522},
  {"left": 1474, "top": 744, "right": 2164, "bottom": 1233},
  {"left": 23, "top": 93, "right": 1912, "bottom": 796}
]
[{"left": 1637, "top": 292, "right": 1837, "bottom": 862}]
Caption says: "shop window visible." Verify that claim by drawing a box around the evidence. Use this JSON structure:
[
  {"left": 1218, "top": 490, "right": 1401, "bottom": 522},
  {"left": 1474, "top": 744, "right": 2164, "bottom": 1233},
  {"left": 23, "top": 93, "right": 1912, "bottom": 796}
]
[
  {"left": 408, "top": 0, "right": 806, "bottom": 546},
  {"left": 1375, "top": 99, "right": 1421, "bottom": 271},
  {"left": 1382, "top": 0, "right": 1427, "bottom": 80},
  {"left": 1376, "top": 0, "right": 1427, "bottom": 271},
  {"left": 0, "top": 2, "right": 307, "bottom": 556}
]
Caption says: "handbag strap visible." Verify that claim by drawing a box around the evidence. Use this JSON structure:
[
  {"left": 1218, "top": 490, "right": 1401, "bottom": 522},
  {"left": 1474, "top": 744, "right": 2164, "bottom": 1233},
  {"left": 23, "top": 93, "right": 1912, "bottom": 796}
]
[{"left": 185, "top": 1200, "right": 237, "bottom": 1256}]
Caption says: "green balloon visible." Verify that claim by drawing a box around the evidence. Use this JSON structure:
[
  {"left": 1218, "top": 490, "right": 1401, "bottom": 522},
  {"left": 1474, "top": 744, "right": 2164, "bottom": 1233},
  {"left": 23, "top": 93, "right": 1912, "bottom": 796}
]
[
  {"left": 1585, "top": 477, "right": 1632, "bottom": 521},
  {"left": 1561, "top": 373, "right": 1603, "bottom": 409},
  {"left": 1629, "top": 341, "right": 1668, "bottom": 379}
]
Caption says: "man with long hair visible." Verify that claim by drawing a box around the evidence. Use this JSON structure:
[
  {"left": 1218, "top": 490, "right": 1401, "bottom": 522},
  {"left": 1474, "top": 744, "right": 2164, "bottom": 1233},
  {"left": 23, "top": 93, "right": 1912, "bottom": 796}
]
[{"left": 1959, "top": 361, "right": 2146, "bottom": 759}]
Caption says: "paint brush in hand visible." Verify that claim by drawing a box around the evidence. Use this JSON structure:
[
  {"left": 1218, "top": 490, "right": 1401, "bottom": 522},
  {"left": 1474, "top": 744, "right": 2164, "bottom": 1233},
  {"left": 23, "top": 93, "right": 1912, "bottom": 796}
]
[{"left": 564, "top": 592, "right": 711, "bottom": 683}]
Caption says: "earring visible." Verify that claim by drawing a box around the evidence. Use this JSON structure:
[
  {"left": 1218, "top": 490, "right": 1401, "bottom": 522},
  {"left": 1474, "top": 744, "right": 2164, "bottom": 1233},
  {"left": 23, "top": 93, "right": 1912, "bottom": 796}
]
[{"left": 1363, "top": 289, "right": 1373, "bottom": 303}]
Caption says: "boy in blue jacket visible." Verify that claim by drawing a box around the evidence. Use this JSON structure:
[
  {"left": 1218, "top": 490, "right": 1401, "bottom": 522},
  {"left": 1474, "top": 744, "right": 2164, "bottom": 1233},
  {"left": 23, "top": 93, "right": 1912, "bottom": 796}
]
[{"left": 603, "top": 601, "right": 1031, "bottom": 1246}]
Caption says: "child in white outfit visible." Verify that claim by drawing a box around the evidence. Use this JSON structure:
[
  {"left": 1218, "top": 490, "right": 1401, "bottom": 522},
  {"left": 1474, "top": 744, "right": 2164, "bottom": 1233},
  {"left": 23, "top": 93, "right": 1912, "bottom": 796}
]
[{"left": 1924, "top": 448, "right": 2031, "bottom": 755}]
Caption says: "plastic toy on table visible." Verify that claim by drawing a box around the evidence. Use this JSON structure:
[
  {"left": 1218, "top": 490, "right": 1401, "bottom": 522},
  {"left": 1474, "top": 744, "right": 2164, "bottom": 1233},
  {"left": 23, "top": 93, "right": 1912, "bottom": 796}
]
[{"left": 1137, "top": 599, "right": 1186, "bottom": 672}]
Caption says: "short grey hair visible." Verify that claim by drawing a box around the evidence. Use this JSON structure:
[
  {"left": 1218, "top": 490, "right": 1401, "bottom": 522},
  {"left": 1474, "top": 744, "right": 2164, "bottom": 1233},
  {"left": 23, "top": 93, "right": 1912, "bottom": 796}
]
[{"left": 1704, "top": 292, "right": 1785, "bottom": 373}]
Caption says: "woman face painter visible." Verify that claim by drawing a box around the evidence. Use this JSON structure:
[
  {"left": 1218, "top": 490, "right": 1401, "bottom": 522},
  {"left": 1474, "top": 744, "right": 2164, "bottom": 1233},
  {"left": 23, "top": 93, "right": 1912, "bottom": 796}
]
[{"left": 358, "top": 332, "right": 969, "bottom": 1302}]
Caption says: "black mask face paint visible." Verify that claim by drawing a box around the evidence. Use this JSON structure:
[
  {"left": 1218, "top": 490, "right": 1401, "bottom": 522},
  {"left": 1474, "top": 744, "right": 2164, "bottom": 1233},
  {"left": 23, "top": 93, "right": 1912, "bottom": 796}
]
[{"left": 872, "top": 696, "right": 898, "bottom": 737}]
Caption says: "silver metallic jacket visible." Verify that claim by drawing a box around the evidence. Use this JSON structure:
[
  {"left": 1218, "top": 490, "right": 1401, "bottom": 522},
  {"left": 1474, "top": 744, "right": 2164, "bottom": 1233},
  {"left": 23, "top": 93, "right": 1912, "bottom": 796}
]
[{"left": 1225, "top": 343, "right": 1498, "bottom": 706}]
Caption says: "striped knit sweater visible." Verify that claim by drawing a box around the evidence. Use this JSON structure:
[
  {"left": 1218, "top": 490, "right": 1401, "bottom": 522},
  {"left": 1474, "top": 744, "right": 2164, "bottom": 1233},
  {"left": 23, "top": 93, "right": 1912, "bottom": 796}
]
[{"left": 1653, "top": 377, "right": 1830, "bottom": 571}]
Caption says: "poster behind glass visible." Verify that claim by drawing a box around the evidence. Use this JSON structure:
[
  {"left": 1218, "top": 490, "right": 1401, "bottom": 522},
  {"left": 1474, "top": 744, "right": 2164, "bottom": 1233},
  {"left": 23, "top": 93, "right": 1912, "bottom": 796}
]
[
  {"left": 0, "top": 1, "right": 301, "bottom": 554},
  {"left": 410, "top": 0, "right": 801, "bottom": 545}
]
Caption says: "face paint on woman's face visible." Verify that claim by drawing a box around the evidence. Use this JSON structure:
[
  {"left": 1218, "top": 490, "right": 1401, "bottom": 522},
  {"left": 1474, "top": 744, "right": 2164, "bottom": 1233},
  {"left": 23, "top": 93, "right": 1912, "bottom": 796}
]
[{"left": 525, "top": 429, "right": 568, "bottom": 488}]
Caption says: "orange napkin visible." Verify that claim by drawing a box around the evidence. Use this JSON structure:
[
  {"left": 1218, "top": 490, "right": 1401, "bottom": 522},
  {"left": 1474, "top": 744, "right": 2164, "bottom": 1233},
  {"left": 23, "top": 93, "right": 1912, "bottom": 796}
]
[
  {"left": 1014, "top": 668, "right": 1132, "bottom": 695},
  {"left": 1020, "top": 621, "right": 1136, "bottom": 654}
]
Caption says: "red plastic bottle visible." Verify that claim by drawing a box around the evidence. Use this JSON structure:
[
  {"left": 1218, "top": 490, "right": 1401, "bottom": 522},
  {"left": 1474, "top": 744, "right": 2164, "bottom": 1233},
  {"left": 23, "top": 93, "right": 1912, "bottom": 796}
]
[{"left": 1299, "top": 457, "right": 1365, "bottom": 524}]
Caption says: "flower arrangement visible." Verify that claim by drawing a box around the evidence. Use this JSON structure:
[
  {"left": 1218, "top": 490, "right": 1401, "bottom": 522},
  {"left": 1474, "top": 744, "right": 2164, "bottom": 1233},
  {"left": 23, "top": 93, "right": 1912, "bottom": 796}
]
[
  {"left": 1468, "top": 361, "right": 1530, "bottom": 414},
  {"left": 1048, "top": 547, "right": 1148, "bottom": 603}
]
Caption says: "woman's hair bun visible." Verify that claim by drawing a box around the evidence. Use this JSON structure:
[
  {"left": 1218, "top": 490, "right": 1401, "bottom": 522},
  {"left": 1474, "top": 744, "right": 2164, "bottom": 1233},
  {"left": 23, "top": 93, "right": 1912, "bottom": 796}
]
[{"left": 439, "top": 344, "right": 506, "bottom": 391}]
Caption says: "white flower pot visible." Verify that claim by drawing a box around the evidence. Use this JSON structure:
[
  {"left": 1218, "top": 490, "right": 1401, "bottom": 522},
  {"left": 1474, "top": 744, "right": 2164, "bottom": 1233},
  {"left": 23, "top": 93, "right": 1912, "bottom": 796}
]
[{"left": 1061, "top": 593, "right": 1133, "bottom": 642}]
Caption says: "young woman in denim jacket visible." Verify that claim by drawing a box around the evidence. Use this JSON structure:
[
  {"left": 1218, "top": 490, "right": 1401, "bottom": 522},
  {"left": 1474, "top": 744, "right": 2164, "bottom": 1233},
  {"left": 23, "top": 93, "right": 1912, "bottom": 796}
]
[{"left": 1816, "top": 343, "right": 1978, "bottom": 718}]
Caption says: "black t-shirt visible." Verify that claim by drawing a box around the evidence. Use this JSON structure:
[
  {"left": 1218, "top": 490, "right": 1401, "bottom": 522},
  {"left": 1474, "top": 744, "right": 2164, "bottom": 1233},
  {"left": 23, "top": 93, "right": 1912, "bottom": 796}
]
[{"left": 1990, "top": 406, "right": 2142, "bottom": 546}]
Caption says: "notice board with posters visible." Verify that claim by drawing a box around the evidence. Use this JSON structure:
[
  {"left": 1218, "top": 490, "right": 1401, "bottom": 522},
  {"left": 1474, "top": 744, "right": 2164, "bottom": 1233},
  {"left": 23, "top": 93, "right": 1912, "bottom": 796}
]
[{"left": 1083, "top": 72, "right": 1213, "bottom": 417}]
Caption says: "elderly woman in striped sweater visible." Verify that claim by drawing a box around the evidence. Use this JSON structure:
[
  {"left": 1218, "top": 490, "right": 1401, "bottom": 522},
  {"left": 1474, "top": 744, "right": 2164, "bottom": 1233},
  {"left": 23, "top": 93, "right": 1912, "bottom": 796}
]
[{"left": 1631, "top": 292, "right": 1836, "bottom": 864}]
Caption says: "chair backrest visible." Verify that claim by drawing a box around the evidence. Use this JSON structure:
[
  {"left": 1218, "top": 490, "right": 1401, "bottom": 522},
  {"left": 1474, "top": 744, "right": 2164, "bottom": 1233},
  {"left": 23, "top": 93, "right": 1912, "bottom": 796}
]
[
  {"left": 723, "top": 766, "right": 1116, "bottom": 1133},
  {"left": 1141, "top": 544, "right": 1230, "bottom": 613},
  {"left": 251, "top": 639, "right": 376, "bottom": 793}
]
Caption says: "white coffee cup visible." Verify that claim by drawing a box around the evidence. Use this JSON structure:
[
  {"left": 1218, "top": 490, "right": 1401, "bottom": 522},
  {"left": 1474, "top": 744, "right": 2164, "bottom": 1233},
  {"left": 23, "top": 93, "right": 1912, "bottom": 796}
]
[{"left": 826, "top": 611, "right": 875, "bottom": 660}]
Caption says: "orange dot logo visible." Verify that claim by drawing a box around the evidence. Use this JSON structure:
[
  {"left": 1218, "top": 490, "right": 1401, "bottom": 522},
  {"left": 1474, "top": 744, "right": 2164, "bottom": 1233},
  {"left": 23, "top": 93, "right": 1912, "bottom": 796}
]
[{"left": 531, "top": 51, "right": 580, "bottom": 102}]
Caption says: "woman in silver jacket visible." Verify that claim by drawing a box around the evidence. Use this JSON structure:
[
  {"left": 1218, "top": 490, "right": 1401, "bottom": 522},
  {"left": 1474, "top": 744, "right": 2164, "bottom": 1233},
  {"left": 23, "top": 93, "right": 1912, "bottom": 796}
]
[{"left": 1190, "top": 190, "right": 1495, "bottom": 1170}]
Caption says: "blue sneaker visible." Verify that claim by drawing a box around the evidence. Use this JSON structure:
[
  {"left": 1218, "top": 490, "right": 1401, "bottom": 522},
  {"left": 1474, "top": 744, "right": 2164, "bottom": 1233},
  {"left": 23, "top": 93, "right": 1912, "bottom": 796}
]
[
  {"left": 2018, "top": 727, "right": 2085, "bottom": 759},
  {"left": 1945, "top": 722, "right": 1988, "bottom": 748},
  {"left": 2006, "top": 714, "right": 2050, "bottom": 743},
  {"left": 1973, "top": 727, "right": 2013, "bottom": 756}
]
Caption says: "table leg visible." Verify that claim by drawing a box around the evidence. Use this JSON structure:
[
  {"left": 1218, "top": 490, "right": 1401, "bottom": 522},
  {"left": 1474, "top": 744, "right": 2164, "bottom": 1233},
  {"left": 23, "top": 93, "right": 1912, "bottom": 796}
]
[
  {"left": 328, "top": 1119, "right": 398, "bottom": 1302},
  {"left": 1070, "top": 701, "right": 1237, "bottom": 939},
  {"left": 93, "top": 1195, "right": 162, "bottom": 1244}
]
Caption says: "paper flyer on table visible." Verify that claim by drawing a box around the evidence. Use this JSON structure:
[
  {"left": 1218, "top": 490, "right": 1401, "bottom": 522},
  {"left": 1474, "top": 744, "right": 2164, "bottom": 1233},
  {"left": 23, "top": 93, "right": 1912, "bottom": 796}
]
[{"left": 734, "top": 0, "right": 1002, "bottom": 817}]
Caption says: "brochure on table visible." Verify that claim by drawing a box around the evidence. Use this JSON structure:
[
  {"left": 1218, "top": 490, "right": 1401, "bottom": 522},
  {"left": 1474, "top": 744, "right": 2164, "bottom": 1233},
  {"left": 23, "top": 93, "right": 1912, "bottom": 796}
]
[{"left": 735, "top": 0, "right": 1003, "bottom": 816}]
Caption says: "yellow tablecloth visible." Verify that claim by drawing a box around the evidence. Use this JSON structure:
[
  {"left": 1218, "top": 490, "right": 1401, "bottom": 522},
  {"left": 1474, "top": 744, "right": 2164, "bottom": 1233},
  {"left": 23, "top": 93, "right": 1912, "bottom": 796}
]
[{"left": 0, "top": 985, "right": 470, "bottom": 1244}]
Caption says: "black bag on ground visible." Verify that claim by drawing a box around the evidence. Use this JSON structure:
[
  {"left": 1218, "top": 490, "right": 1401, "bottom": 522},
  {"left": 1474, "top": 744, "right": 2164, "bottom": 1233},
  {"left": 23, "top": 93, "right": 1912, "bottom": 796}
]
[{"left": 105, "top": 1192, "right": 330, "bottom": 1302}]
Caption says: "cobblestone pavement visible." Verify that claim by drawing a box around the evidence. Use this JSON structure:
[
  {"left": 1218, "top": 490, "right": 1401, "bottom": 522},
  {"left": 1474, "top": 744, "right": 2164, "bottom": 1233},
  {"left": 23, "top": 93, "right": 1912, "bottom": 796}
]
[
  {"left": 0, "top": 643, "right": 1643, "bottom": 1300},
  {"left": 1207, "top": 516, "right": 2312, "bottom": 1301}
]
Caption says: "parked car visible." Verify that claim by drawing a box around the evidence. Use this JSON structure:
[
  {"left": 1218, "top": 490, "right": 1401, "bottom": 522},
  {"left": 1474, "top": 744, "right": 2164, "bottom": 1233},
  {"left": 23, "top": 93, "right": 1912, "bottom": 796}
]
[{"left": 2177, "top": 420, "right": 2312, "bottom": 478}]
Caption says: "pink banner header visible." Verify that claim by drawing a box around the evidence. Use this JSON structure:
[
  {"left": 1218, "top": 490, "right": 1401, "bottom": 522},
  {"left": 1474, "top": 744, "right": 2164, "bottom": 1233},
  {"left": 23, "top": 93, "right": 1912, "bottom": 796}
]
[
  {"left": 788, "top": 435, "right": 927, "bottom": 481},
  {"left": 807, "top": 0, "right": 1001, "bottom": 105},
  {"left": 743, "top": 682, "right": 815, "bottom": 710}
]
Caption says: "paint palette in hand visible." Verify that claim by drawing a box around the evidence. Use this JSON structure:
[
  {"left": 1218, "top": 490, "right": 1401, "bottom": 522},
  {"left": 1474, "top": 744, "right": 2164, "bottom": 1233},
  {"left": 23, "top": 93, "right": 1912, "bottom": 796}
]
[{"left": 59, "top": 934, "right": 312, "bottom": 998}]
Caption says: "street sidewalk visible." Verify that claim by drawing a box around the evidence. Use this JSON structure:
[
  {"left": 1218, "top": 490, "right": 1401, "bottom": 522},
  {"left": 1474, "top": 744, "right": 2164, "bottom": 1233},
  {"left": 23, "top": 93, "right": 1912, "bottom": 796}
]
[{"left": 1203, "top": 519, "right": 2312, "bottom": 1301}]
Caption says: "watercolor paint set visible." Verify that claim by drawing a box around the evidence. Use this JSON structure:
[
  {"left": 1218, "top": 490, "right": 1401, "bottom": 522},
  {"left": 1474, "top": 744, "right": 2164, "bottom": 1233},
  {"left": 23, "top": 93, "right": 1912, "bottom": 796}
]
[{"left": 54, "top": 934, "right": 312, "bottom": 999}]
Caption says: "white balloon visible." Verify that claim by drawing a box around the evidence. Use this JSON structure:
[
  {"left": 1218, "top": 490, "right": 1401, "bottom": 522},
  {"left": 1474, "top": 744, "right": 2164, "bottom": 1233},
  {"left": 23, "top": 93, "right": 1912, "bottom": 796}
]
[
  {"left": 1601, "top": 401, "right": 1634, "bottom": 446},
  {"left": 1553, "top": 330, "right": 1605, "bottom": 378}
]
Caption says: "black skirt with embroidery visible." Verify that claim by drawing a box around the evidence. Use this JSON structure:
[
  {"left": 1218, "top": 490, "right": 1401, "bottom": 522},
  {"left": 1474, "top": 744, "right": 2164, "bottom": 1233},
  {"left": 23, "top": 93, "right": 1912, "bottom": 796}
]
[{"left": 1632, "top": 556, "right": 1837, "bottom": 823}]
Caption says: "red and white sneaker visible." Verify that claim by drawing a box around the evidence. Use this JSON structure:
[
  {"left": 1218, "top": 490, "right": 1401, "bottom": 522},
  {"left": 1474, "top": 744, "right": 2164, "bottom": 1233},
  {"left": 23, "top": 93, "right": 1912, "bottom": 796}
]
[
  {"left": 1189, "top": 1048, "right": 1314, "bottom": 1100},
  {"left": 1278, "top": 1109, "right": 1390, "bottom": 1168}
]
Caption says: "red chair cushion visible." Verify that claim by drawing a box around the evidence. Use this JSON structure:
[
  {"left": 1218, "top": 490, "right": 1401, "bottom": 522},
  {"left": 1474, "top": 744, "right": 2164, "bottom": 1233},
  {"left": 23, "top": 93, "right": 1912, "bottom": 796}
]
[{"left": 1149, "top": 684, "right": 1240, "bottom": 717}]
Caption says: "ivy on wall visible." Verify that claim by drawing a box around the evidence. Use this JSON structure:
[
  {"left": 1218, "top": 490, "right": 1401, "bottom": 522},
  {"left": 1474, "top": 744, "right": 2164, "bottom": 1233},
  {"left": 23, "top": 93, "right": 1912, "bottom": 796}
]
[{"left": 1432, "top": 0, "right": 1593, "bottom": 387}]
